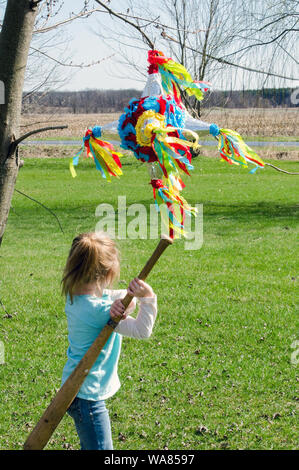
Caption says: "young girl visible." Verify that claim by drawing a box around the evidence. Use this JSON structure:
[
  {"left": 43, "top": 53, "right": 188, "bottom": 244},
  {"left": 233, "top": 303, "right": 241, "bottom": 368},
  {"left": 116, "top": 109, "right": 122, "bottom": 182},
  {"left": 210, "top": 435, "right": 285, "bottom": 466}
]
[{"left": 61, "top": 232, "right": 157, "bottom": 450}]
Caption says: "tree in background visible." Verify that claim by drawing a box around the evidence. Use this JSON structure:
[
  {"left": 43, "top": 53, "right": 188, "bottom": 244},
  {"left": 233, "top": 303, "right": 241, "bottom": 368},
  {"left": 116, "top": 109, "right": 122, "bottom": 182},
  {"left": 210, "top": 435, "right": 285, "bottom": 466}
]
[
  {"left": 94, "top": 0, "right": 298, "bottom": 115},
  {"left": 0, "top": 1, "right": 39, "bottom": 245},
  {"left": 0, "top": 0, "right": 108, "bottom": 245}
]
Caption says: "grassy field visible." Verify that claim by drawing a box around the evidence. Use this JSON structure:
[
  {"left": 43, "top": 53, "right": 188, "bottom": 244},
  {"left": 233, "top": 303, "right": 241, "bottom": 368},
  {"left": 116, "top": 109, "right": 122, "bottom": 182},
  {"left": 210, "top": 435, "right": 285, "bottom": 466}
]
[
  {"left": 0, "top": 152, "right": 298, "bottom": 450},
  {"left": 19, "top": 140, "right": 299, "bottom": 164}
]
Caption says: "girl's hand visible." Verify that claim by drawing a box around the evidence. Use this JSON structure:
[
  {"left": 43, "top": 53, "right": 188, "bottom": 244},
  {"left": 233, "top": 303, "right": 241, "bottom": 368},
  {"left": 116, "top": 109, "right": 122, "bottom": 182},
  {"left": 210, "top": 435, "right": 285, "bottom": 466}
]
[
  {"left": 110, "top": 299, "right": 127, "bottom": 321},
  {"left": 127, "top": 278, "right": 154, "bottom": 298}
]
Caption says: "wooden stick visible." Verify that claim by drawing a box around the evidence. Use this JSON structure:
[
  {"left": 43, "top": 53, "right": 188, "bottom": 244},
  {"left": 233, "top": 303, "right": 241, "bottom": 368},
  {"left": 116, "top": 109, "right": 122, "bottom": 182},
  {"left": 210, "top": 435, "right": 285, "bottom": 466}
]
[{"left": 23, "top": 235, "right": 173, "bottom": 450}]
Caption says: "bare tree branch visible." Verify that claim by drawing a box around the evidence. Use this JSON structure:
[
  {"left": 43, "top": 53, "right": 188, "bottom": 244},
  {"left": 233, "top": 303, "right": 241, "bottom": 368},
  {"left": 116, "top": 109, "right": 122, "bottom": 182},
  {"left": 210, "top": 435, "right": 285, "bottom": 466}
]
[
  {"left": 257, "top": 13, "right": 299, "bottom": 33},
  {"left": 14, "top": 189, "right": 64, "bottom": 233},
  {"left": 265, "top": 163, "right": 299, "bottom": 175},
  {"left": 112, "top": 9, "right": 208, "bottom": 34},
  {"left": 161, "top": 31, "right": 299, "bottom": 81},
  {"left": 29, "top": 45, "right": 115, "bottom": 69},
  {"left": 94, "top": 0, "right": 155, "bottom": 49},
  {"left": 33, "top": 7, "right": 103, "bottom": 34},
  {"left": 222, "top": 23, "right": 299, "bottom": 59},
  {"left": 7, "top": 125, "right": 68, "bottom": 160}
]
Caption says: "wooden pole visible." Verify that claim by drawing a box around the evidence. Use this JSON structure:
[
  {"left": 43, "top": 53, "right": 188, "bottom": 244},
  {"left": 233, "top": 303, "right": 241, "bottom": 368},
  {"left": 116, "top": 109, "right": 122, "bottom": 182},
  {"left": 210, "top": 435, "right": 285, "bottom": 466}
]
[{"left": 23, "top": 235, "right": 173, "bottom": 450}]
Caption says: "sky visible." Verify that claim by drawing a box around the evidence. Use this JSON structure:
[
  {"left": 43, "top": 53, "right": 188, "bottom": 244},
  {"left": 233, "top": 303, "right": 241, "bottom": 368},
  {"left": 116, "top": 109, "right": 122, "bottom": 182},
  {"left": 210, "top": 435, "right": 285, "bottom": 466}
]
[
  {"left": 34, "top": 0, "right": 148, "bottom": 91},
  {"left": 0, "top": 0, "right": 146, "bottom": 91},
  {"left": 1, "top": 0, "right": 298, "bottom": 93}
]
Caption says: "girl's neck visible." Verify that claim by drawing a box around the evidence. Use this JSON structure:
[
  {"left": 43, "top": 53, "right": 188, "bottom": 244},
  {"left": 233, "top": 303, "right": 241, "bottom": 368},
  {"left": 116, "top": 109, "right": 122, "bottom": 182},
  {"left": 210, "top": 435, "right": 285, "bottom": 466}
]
[{"left": 73, "top": 282, "right": 103, "bottom": 297}]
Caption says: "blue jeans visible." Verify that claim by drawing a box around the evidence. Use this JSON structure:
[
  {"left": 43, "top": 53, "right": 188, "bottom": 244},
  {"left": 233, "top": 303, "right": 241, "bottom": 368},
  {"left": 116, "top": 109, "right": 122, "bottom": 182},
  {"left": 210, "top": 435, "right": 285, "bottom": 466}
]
[{"left": 67, "top": 397, "right": 113, "bottom": 450}]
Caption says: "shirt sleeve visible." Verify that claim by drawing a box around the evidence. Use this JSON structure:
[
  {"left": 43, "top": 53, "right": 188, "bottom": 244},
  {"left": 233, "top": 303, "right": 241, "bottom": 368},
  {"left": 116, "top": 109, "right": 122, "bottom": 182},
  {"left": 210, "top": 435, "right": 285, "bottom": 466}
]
[{"left": 114, "top": 295, "right": 158, "bottom": 339}]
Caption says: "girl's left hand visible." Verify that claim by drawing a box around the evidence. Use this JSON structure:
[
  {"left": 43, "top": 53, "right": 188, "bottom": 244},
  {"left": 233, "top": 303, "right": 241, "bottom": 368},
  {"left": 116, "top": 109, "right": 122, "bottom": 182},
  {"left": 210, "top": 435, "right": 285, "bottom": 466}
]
[
  {"left": 110, "top": 299, "right": 127, "bottom": 321},
  {"left": 127, "top": 278, "right": 154, "bottom": 298}
]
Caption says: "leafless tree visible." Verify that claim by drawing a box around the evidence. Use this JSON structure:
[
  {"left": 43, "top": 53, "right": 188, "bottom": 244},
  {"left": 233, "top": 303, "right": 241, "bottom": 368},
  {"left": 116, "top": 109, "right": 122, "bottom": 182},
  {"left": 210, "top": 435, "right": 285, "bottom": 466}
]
[
  {"left": 0, "top": 1, "right": 41, "bottom": 245},
  {"left": 225, "top": 0, "right": 299, "bottom": 89},
  {"left": 161, "top": 0, "right": 246, "bottom": 116},
  {"left": 0, "top": 0, "right": 109, "bottom": 245},
  {"left": 93, "top": 0, "right": 298, "bottom": 117}
]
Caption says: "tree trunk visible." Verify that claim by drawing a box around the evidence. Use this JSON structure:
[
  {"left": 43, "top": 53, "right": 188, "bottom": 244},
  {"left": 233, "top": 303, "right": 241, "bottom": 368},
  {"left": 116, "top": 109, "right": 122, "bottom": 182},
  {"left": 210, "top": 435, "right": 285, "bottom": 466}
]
[{"left": 0, "top": 0, "right": 39, "bottom": 245}]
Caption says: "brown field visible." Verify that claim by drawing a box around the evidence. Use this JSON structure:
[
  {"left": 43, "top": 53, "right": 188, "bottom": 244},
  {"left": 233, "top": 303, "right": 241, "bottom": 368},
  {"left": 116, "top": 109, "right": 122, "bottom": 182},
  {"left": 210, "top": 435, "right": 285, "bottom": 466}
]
[
  {"left": 20, "top": 113, "right": 120, "bottom": 139},
  {"left": 200, "top": 145, "right": 299, "bottom": 162},
  {"left": 21, "top": 108, "right": 299, "bottom": 138},
  {"left": 200, "top": 108, "right": 298, "bottom": 138},
  {"left": 20, "top": 109, "right": 299, "bottom": 161},
  {"left": 20, "top": 143, "right": 299, "bottom": 162}
]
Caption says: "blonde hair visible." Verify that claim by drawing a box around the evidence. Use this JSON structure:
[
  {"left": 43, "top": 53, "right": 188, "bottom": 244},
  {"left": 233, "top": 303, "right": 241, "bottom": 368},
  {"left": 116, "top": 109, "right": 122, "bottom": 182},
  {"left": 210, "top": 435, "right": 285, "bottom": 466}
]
[{"left": 61, "top": 232, "right": 120, "bottom": 302}]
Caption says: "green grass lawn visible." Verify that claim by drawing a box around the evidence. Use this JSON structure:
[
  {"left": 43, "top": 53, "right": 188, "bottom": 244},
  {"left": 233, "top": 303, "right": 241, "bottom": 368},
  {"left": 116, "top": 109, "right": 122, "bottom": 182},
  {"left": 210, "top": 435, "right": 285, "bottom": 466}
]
[{"left": 0, "top": 153, "right": 298, "bottom": 450}]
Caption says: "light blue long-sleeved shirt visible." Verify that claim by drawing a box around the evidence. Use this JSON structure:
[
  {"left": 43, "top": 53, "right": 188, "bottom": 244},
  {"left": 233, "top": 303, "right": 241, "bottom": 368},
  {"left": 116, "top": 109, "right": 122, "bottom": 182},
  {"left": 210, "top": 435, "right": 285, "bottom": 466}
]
[{"left": 61, "top": 289, "right": 157, "bottom": 401}]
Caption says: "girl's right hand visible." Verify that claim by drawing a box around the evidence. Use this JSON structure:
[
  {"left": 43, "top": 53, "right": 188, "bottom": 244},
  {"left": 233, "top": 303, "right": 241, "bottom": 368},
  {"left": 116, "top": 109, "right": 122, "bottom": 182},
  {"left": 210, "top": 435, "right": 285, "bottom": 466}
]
[{"left": 110, "top": 299, "right": 127, "bottom": 321}]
